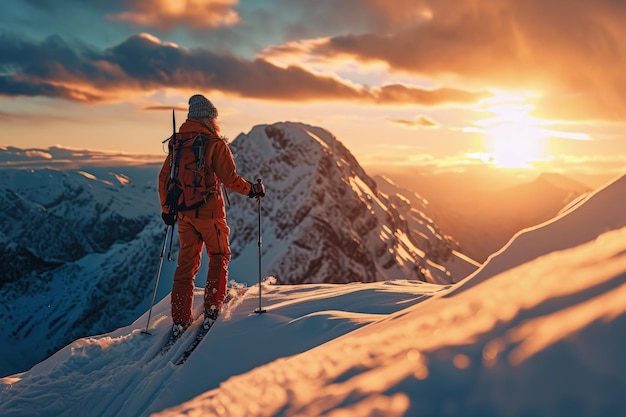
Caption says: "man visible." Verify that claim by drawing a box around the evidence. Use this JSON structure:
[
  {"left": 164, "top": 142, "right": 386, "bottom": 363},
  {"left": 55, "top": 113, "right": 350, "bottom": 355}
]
[{"left": 158, "top": 94, "right": 265, "bottom": 336}]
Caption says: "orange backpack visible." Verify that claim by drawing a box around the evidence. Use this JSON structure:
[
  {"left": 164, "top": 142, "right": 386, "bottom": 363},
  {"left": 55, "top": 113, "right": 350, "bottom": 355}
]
[{"left": 165, "top": 132, "right": 218, "bottom": 214}]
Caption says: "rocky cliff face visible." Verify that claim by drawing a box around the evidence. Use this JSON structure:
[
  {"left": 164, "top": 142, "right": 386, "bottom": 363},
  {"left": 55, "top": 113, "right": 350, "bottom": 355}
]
[{"left": 226, "top": 122, "right": 475, "bottom": 285}]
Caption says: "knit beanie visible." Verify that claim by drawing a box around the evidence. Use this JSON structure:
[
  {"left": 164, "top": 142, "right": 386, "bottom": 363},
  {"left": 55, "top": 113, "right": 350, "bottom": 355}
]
[{"left": 187, "top": 94, "right": 218, "bottom": 119}]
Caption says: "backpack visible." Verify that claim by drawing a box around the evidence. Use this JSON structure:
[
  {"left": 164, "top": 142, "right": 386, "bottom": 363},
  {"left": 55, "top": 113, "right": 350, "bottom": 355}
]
[{"left": 164, "top": 132, "right": 219, "bottom": 214}]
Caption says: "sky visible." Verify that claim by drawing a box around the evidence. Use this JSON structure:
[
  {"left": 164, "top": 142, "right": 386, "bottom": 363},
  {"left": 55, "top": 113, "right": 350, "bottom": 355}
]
[{"left": 1, "top": 0, "right": 625, "bottom": 180}]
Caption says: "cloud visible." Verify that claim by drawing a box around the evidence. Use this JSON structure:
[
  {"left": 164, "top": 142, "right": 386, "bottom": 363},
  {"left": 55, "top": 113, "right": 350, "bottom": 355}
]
[
  {"left": 390, "top": 115, "right": 438, "bottom": 129},
  {"left": 0, "top": 145, "right": 164, "bottom": 168},
  {"left": 143, "top": 105, "right": 188, "bottom": 112},
  {"left": 0, "top": 32, "right": 487, "bottom": 107},
  {"left": 0, "top": 76, "right": 102, "bottom": 102},
  {"left": 106, "top": 0, "right": 240, "bottom": 31},
  {"left": 372, "top": 84, "right": 489, "bottom": 105},
  {"left": 25, "top": 150, "right": 52, "bottom": 159},
  {"left": 9, "top": 0, "right": 626, "bottom": 125},
  {"left": 305, "top": 0, "right": 626, "bottom": 122},
  {"left": 246, "top": 0, "right": 434, "bottom": 41},
  {"left": 105, "top": 34, "right": 365, "bottom": 100},
  {"left": 0, "top": 32, "right": 359, "bottom": 102},
  {"left": 0, "top": 32, "right": 116, "bottom": 101}
]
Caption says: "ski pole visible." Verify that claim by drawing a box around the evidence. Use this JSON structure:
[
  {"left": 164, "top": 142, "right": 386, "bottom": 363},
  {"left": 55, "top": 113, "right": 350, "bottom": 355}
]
[
  {"left": 167, "top": 221, "right": 176, "bottom": 261},
  {"left": 142, "top": 224, "right": 171, "bottom": 334},
  {"left": 254, "top": 179, "right": 267, "bottom": 314},
  {"left": 167, "top": 108, "right": 177, "bottom": 262},
  {"left": 222, "top": 182, "right": 231, "bottom": 206}
]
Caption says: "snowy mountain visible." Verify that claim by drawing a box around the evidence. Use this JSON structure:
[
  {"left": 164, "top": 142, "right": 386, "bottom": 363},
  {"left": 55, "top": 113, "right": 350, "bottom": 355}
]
[
  {"left": 376, "top": 171, "right": 591, "bottom": 262},
  {"left": 225, "top": 122, "right": 477, "bottom": 285},
  {"left": 0, "top": 162, "right": 166, "bottom": 377},
  {"left": 0, "top": 124, "right": 476, "bottom": 378},
  {"left": 1, "top": 173, "right": 624, "bottom": 417}
]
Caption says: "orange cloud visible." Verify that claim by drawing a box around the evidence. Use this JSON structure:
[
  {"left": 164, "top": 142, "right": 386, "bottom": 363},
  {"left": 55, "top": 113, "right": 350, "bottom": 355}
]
[
  {"left": 390, "top": 115, "right": 438, "bottom": 129},
  {"left": 107, "top": 0, "right": 239, "bottom": 31},
  {"left": 372, "top": 84, "right": 489, "bottom": 105},
  {"left": 307, "top": 0, "right": 626, "bottom": 122}
]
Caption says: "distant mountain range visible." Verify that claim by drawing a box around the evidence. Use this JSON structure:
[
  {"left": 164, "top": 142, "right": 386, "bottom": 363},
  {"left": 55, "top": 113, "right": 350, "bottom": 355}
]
[
  {"left": 449, "top": 172, "right": 626, "bottom": 294},
  {"left": 0, "top": 164, "right": 164, "bottom": 377},
  {"left": 375, "top": 170, "right": 593, "bottom": 262}
]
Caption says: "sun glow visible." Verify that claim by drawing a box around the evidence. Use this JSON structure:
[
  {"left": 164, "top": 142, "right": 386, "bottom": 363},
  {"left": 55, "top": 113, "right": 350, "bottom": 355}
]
[
  {"left": 479, "top": 98, "right": 548, "bottom": 168},
  {"left": 464, "top": 93, "right": 583, "bottom": 169}
]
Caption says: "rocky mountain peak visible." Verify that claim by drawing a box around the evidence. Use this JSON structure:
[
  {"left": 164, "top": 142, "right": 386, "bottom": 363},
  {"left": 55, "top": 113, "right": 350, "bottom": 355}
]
[{"left": 227, "top": 122, "right": 475, "bottom": 285}]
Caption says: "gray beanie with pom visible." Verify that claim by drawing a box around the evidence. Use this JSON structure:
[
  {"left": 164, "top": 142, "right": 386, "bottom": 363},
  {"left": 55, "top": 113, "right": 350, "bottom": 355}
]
[{"left": 187, "top": 94, "right": 218, "bottom": 119}]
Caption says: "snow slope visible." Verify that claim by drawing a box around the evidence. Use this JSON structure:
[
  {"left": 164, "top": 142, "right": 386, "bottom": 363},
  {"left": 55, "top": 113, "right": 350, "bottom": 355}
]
[
  {"left": 1, "top": 174, "right": 625, "bottom": 417},
  {"left": 450, "top": 174, "right": 626, "bottom": 295}
]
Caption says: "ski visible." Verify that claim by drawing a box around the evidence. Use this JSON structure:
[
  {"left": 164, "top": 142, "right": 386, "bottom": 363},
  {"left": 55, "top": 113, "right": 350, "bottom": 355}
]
[
  {"left": 173, "top": 321, "right": 215, "bottom": 366},
  {"left": 150, "top": 312, "right": 203, "bottom": 360},
  {"left": 152, "top": 327, "right": 188, "bottom": 358}
]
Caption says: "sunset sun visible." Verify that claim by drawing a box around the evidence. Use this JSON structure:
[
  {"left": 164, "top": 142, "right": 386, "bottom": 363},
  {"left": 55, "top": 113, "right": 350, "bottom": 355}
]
[
  {"left": 484, "top": 105, "right": 547, "bottom": 169},
  {"left": 468, "top": 95, "right": 551, "bottom": 169}
]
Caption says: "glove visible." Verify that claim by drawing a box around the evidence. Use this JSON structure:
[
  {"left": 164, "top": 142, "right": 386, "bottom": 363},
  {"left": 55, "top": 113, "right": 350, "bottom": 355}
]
[
  {"left": 161, "top": 211, "right": 177, "bottom": 225},
  {"left": 248, "top": 180, "right": 266, "bottom": 198}
]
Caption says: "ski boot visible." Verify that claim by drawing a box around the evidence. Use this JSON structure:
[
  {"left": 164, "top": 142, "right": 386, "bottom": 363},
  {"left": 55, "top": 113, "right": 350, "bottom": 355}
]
[{"left": 203, "top": 306, "right": 219, "bottom": 330}]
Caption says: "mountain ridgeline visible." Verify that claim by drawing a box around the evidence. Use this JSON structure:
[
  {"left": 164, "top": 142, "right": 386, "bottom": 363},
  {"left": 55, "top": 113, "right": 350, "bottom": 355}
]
[{"left": 226, "top": 122, "right": 475, "bottom": 285}]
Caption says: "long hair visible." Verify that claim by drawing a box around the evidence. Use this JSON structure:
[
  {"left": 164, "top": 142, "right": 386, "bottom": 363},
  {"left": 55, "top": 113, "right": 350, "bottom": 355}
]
[{"left": 200, "top": 117, "right": 221, "bottom": 137}]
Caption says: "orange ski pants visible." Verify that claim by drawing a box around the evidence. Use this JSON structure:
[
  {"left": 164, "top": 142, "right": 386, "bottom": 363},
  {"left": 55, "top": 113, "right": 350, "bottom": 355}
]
[{"left": 171, "top": 213, "right": 231, "bottom": 324}]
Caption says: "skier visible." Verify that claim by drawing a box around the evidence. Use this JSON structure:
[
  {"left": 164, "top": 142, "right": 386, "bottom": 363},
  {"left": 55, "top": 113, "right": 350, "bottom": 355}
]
[{"left": 158, "top": 94, "right": 265, "bottom": 336}]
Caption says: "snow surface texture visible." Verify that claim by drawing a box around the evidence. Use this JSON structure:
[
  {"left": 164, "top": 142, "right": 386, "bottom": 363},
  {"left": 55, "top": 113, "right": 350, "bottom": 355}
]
[
  {"left": 0, "top": 165, "right": 163, "bottom": 376},
  {"left": 0, "top": 123, "right": 477, "bottom": 377},
  {"left": 1, "top": 173, "right": 625, "bottom": 417}
]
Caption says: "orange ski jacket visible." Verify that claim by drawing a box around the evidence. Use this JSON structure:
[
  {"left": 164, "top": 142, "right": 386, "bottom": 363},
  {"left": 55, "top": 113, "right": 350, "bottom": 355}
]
[{"left": 158, "top": 118, "right": 251, "bottom": 219}]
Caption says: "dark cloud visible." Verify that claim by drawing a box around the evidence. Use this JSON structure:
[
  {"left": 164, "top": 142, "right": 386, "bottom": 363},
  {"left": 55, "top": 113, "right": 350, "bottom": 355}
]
[
  {"left": 0, "top": 32, "right": 486, "bottom": 107},
  {"left": 105, "top": 34, "right": 365, "bottom": 100},
  {"left": 0, "top": 32, "right": 119, "bottom": 100},
  {"left": 0, "top": 32, "right": 362, "bottom": 101},
  {"left": 0, "top": 76, "right": 102, "bottom": 101},
  {"left": 23, "top": 0, "right": 128, "bottom": 17},
  {"left": 242, "top": 0, "right": 432, "bottom": 41}
]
